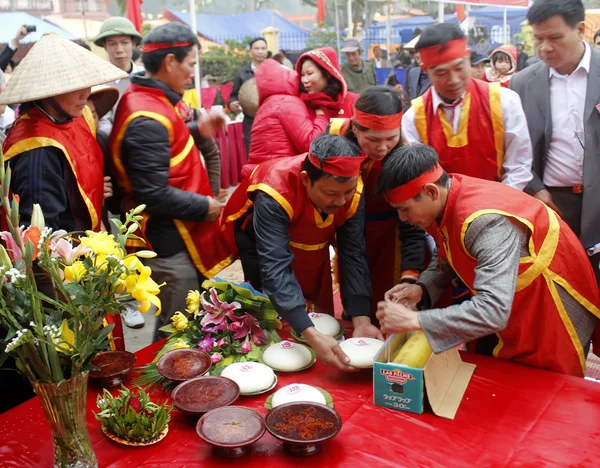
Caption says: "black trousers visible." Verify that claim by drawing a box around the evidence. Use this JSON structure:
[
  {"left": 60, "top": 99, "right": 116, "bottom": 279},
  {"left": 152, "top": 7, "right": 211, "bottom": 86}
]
[
  {"left": 242, "top": 116, "right": 254, "bottom": 155},
  {"left": 234, "top": 216, "right": 262, "bottom": 289}
]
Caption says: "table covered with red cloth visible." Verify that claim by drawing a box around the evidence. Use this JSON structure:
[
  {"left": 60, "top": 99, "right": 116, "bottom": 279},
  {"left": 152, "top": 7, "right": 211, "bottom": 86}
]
[
  {"left": 215, "top": 121, "right": 247, "bottom": 189},
  {"left": 1, "top": 340, "right": 600, "bottom": 467}
]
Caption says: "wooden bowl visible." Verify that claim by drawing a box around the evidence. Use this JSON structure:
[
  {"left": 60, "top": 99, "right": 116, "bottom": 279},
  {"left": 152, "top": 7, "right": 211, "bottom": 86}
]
[
  {"left": 171, "top": 376, "right": 240, "bottom": 415},
  {"left": 89, "top": 351, "right": 136, "bottom": 388},
  {"left": 196, "top": 406, "right": 266, "bottom": 459},
  {"left": 265, "top": 402, "right": 342, "bottom": 456},
  {"left": 156, "top": 349, "right": 212, "bottom": 382}
]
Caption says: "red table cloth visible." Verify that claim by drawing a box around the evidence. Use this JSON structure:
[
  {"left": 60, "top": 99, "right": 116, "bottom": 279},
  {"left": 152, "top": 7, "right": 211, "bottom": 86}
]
[
  {"left": 1, "top": 340, "right": 600, "bottom": 467},
  {"left": 215, "top": 121, "right": 247, "bottom": 190}
]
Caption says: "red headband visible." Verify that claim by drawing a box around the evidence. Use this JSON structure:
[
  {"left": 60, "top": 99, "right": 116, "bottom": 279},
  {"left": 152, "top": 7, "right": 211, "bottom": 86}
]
[
  {"left": 308, "top": 153, "right": 367, "bottom": 178},
  {"left": 385, "top": 164, "right": 444, "bottom": 204},
  {"left": 141, "top": 42, "right": 192, "bottom": 53},
  {"left": 354, "top": 109, "right": 403, "bottom": 131},
  {"left": 419, "top": 38, "right": 468, "bottom": 69}
]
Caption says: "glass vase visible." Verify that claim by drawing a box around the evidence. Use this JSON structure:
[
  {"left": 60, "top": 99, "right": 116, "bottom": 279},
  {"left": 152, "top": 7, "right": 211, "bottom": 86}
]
[{"left": 34, "top": 372, "right": 98, "bottom": 468}]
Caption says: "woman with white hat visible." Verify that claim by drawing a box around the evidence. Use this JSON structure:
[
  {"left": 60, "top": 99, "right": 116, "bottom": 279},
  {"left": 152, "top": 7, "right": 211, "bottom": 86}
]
[{"left": 1, "top": 33, "right": 127, "bottom": 232}]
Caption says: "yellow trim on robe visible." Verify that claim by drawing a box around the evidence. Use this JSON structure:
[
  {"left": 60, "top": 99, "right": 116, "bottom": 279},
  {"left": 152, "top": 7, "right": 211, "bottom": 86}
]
[
  {"left": 412, "top": 97, "right": 429, "bottom": 145},
  {"left": 345, "top": 177, "right": 364, "bottom": 220},
  {"left": 247, "top": 183, "right": 295, "bottom": 220},
  {"left": 438, "top": 93, "right": 471, "bottom": 148},
  {"left": 82, "top": 106, "right": 96, "bottom": 137},
  {"left": 488, "top": 82, "right": 505, "bottom": 180},
  {"left": 313, "top": 209, "right": 334, "bottom": 228},
  {"left": 222, "top": 199, "right": 254, "bottom": 230},
  {"left": 289, "top": 241, "right": 330, "bottom": 251},
  {"left": 3, "top": 137, "right": 100, "bottom": 230},
  {"left": 170, "top": 135, "right": 195, "bottom": 168},
  {"left": 329, "top": 118, "right": 348, "bottom": 136}
]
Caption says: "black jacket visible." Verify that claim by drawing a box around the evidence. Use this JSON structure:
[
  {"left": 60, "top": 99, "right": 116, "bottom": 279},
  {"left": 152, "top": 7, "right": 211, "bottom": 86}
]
[
  {"left": 0, "top": 45, "right": 16, "bottom": 72},
  {"left": 118, "top": 74, "right": 212, "bottom": 257},
  {"left": 228, "top": 63, "right": 255, "bottom": 112}
]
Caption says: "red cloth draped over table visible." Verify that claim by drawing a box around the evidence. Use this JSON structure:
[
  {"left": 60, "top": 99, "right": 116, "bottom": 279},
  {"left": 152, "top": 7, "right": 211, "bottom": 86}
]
[{"left": 2, "top": 327, "right": 600, "bottom": 466}]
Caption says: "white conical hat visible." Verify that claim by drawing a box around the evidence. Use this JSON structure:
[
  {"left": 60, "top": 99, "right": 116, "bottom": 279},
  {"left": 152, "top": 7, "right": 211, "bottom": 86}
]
[{"left": 0, "top": 33, "right": 128, "bottom": 105}]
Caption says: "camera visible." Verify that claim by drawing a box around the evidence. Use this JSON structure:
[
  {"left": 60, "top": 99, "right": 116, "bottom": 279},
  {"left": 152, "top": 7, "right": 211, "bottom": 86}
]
[{"left": 25, "top": 25, "right": 37, "bottom": 33}]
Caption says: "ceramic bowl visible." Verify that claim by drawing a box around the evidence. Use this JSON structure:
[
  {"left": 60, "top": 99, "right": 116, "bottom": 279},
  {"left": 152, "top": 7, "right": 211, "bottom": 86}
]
[
  {"left": 196, "top": 406, "right": 266, "bottom": 458},
  {"left": 171, "top": 376, "right": 240, "bottom": 415},
  {"left": 89, "top": 351, "right": 136, "bottom": 387},
  {"left": 156, "top": 349, "right": 212, "bottom": 382},
  {"left": 265, "top": 402, "right": 342, "bottom": 456}
]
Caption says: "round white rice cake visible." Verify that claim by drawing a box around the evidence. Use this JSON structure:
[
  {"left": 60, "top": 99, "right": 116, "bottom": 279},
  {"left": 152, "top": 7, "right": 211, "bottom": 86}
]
[
  {"left": 271, "top": 383, "right": 326, "bottom": 408},
  {"left": 262, "top": 341, "right": 313, "bottom": 371},
  {"left": 339, "top": 337, "right": 385, "bottom": 368},
  {"left": 221, "top": 362, "right": 275, "bottom": 394},
  {"left": 308, "top": 312, "right": 340, "bottom": 336}
]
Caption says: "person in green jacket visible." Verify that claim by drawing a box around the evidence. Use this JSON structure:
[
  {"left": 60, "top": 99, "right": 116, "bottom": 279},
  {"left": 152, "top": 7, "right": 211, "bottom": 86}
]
[{"left": 340, "top": 38, "right": 377, "bottom": 93}]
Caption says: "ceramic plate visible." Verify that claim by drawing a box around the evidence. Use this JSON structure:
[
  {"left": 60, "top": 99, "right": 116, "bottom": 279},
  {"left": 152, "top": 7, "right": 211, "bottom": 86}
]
[
  {"left": 196, "top": 406, "right": 266, "bottom": 448},
  {"left": 156, "top": 348, "right": 212, "bottom": 382},
  {"left": 171, "top": 376, "right": 240, "bottom": 414},
  {"left": 102, "top": 425, "right": 168, "bottom": 446}
]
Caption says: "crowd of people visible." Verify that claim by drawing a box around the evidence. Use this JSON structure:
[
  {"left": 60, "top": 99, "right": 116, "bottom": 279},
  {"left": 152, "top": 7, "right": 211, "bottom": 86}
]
[{"left": 1, "top": 0, "right": 600, "bottom": 408}]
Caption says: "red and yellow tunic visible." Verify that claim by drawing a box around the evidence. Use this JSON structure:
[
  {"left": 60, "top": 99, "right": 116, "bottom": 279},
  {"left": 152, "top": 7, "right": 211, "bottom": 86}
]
[
  {"left": 110, "top": 84, "right": 233, "bottom": 278},
  {"left": 428, "top": 174, "right": 600, "bottom": 376},
  {"left": 2, "top": 106, "right": 104, "bottom": 231},
  {"left": 412, "top": 80, "right": 505, "bottom": 182},
  {"left": 222, "top": 154, "right": 363, "bottom": 314}
]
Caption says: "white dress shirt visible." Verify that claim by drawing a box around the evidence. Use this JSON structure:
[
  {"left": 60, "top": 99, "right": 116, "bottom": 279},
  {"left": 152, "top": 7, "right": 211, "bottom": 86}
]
[
  {"left": 373, "top": 58, "right": 383, "bottom": 69},
  {"left": 543, "top": 42, "right": 591, "bottom": 187},
  {"left": 402, "top": 84, "right": 533, "bottom": 191}
]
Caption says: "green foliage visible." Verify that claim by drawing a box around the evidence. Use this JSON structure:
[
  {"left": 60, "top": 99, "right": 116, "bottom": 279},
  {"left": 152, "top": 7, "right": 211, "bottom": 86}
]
[
  {"left": 95, "top": 386, "right": 172, "bottom": 443},
  {"left": 201, "top": 38, "right": 252, "bottom": 83},
  {"left": 305, "top": 28, "right": 339, "bottom": 51}
]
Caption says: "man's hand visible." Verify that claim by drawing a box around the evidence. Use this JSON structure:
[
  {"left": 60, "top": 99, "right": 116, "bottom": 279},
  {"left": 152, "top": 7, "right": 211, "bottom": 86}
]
[
  {"left": 533, "top": 189, "right": 563, "bottom": 218},
  {"left": 11, "top": 25, "right": 30, "bottom": 48},
  {"left": 351, "top": 316, "right": 384, "bottom": 340},
  {"left": 205, "top": 197, "right": 224, "bottom": 223},
  {"left": 198, "top": 110, "right": 226, "bottom": 138},
  {"left": 229, "top": 101, "right": 243, "bottom": 114},
  {"left": 384, "top": 283, "right": 423, "bottom": 307},
  {"left": 302, "top": 327, "right": 358, "bottom": 372},
  {"left": 103, "top": 176, "right": 113, "bottom": 200},
  {"left": 376, "top": 300, "right": 421, "bottom": 335}
]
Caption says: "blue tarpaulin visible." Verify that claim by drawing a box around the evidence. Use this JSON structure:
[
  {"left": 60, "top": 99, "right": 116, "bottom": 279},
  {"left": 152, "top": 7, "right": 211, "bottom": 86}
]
[
  {"left": 469, "top": 6, "right": 528, "bottom": 41},
  {"left": 375, "top": 68, "right": 406, "bottom": 87},
  {"left": 167, "top": 9, "right": 311, "bottom": 51},
  {"left": 0, "top": 12, "right": 80, "bottom": 44}
]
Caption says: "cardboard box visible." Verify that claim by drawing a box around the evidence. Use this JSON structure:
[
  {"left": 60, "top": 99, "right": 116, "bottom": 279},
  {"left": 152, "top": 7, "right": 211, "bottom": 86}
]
[{"left": 373, "top": 334, "right": 476, "bottom": 419}]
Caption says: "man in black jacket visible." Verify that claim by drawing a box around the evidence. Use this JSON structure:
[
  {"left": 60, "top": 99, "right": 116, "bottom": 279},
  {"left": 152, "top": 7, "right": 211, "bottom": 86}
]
[
  {"left": 228, "top": 37, "right": 268, "bottom": 153},
  {"left": 401, "top": 63, "right": 431, "bottom": 112}
]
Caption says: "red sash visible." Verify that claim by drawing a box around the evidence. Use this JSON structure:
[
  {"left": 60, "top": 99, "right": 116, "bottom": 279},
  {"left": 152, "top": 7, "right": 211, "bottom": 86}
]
[
  {"left": 412, "top": 80, "right": 504, "bottom": 181},
  {"left": 110, "top": 84, "right": 233, "bottom": 278},
  {"left": 2, "top": 106, "right": 104, "bottom": 231},
  {"left": 428, "top": 175, "right": 600, "bottom": 376},
  {"left": 222, "top": 155, "right": 363, "bottom": 314}
]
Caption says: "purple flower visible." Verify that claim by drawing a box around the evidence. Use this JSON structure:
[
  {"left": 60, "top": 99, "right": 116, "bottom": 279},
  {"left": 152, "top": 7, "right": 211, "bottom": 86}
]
[
  {"left": 201, "top": 322, "right": 227, "bottom": 334},
  {"left": 241, "top": 340, "right": 253, "bottom": 354},
  {"left": 198, "top": 336, "right": 216, "bottom": 353},
  {"left": 229, "top": 313, "right": 267, "bottom": 345},
  {"left": 216, "top": 338, "right": 229, "bottom": 349},
  {"left": 199, "top": 289, "right": 242, "bottom": 327},
  {"left": 211, "top": 353, "right": 223, "bottom": 364}
]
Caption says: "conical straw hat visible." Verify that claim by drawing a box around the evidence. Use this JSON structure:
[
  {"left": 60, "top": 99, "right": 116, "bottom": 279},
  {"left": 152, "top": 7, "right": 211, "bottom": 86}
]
[{"left": 0, "top": 33, "right": 128, "bottom": 105}]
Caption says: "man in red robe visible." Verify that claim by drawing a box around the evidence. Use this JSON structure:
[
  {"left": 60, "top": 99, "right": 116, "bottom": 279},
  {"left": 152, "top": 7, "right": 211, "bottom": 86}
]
[
  {"left": 222, "top": 134, "right": 381, "bottom": 371},
  {"left": 375, "top": 144, "right": 600, "bottom": 377}
]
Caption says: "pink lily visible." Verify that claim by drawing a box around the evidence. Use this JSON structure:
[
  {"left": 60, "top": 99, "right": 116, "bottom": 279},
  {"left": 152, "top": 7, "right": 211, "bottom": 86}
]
[
  {"left": 0, "top": 229, "right": 24, "bottom": 264},
  {"left": 230, "top": 313, "right": 267, "bottom": 345},
  {"left": 216, "top": 338, "right": 229, "bottom": 349},
  {"left": 202, "top": 323, "right": 228, "bottom": 334},
  {"left": 241, "top": 340, "right": 253, "bottom": 354},
  {"left": 50, "top": 238, "right": 90, "bottom": 265},
  {"left": 198, "top": 336, "right": 216, "bottom": 353},
  {"left": 199, "top": 289, "right": 241, "bottom": 327},
  {"left": 211, "top": 353, "right": 223, "bottom": 364}
]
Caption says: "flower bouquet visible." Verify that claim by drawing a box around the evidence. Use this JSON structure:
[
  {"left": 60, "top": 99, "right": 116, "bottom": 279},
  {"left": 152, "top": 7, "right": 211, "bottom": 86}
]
[
  {"left": 0, "top": 150, "right": 162, "bottom": 467},
  {"left": 136, "top": 278, "right": 281, "bottom": 388},
  {"left": 95, "top": 386, "right": 172, "bottom": 446}
]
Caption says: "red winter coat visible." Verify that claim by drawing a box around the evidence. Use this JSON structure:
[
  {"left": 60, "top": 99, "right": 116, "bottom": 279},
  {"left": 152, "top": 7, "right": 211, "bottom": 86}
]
[{"left": 242, "top": 60, "right": 330, "bottom": 179}]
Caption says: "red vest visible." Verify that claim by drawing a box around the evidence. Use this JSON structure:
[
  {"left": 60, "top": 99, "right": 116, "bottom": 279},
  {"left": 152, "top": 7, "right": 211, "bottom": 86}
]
[
  {"left": 110, "top": 84, "right": 233, "bottom": 278},
  {"left": 2, "top": 106, "right": 103, "bottom": 231},
  {"left": 412, "top": 80, "right": 504, "bottom": 181},
  {"left": 428, "top": 175, "right": 600, "bottom": 376},
  {"left": 222, "top": 155, "right": 363, "bottom": 314}
]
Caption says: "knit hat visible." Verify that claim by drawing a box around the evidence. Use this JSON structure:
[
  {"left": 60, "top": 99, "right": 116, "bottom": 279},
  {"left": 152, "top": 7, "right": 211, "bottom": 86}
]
[
  {"left": 94, "top": 17, "right": 143, "bottom": 47},
  {"left": 0, "top": 33, "right": 128, "bottom": 105}
]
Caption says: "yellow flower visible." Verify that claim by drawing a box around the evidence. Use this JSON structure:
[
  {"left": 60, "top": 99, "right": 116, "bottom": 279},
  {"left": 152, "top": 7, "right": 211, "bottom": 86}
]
[
  {"left": 125, "top": 265, "right": 164, "bottom": 315},
  {"left": 80, "top": 231, "right": 121, "bottom": 256},
  {"left": 57, "top": 319, "right": 75, "bottom": 353},
  {"left": 186, "top": 290, "right": 201, "bottom": 315},
  {"left": 171, "top": 338, "right": 190, "bottom": 349},
  {"left": 171, "top": 312, "right": 189, "bottom": 332},
  {"left": 64, "top": 261, "right": 87, "bottom": 283}
]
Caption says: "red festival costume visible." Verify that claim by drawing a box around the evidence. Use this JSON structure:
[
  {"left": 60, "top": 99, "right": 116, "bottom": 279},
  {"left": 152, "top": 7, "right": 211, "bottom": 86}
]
[
  {"left": 222, "top": 154, "right": 363, "bottom": 315},
  {"left": 110, "top": 84, "right": 233, "bottom": 278},
  {"left": 426, "top": 174, "right": 600, "bottom": 376},
  {"left": 411, "top": 79, "right": 505, "bottom": 182}
]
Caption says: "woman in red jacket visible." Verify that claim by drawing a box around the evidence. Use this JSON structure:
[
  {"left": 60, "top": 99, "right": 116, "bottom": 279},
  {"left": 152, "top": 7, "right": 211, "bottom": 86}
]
[{"left": 242, "top": 47, "right": 355, "bottom": 179}]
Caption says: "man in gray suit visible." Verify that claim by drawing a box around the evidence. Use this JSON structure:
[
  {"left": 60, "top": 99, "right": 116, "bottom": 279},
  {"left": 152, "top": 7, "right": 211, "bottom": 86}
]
[{"left": 510, "top": 0, "right": 600, "bottom": 284}]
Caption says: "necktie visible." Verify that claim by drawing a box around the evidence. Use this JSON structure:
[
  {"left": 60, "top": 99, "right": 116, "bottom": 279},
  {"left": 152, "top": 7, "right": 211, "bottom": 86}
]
[{"left": 439, "top": 98, "right": 464, "bottom": 130}]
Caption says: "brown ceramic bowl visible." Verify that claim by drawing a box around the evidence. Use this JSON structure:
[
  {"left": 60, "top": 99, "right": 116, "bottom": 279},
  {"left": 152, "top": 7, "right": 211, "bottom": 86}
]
[
  {"left": 89, "top": 351, "right": 136, "bottom": 388},
  {"left": 196, "top": 406, "right": 266, "bottom": 459},
  {"left": 265, "top": 402, "right": 342, "bottom": 456},
  {"left": 171, "top": 376, "right": 240, "bottom": 415},
  {"left": 156, "top": 349, "right": 212, "bottom": 382}
]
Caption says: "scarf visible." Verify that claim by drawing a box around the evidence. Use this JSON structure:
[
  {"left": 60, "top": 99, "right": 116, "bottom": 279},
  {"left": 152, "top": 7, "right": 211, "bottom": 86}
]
[{"left": 300, "top": 91, "right": 342, "bottom": 117}]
